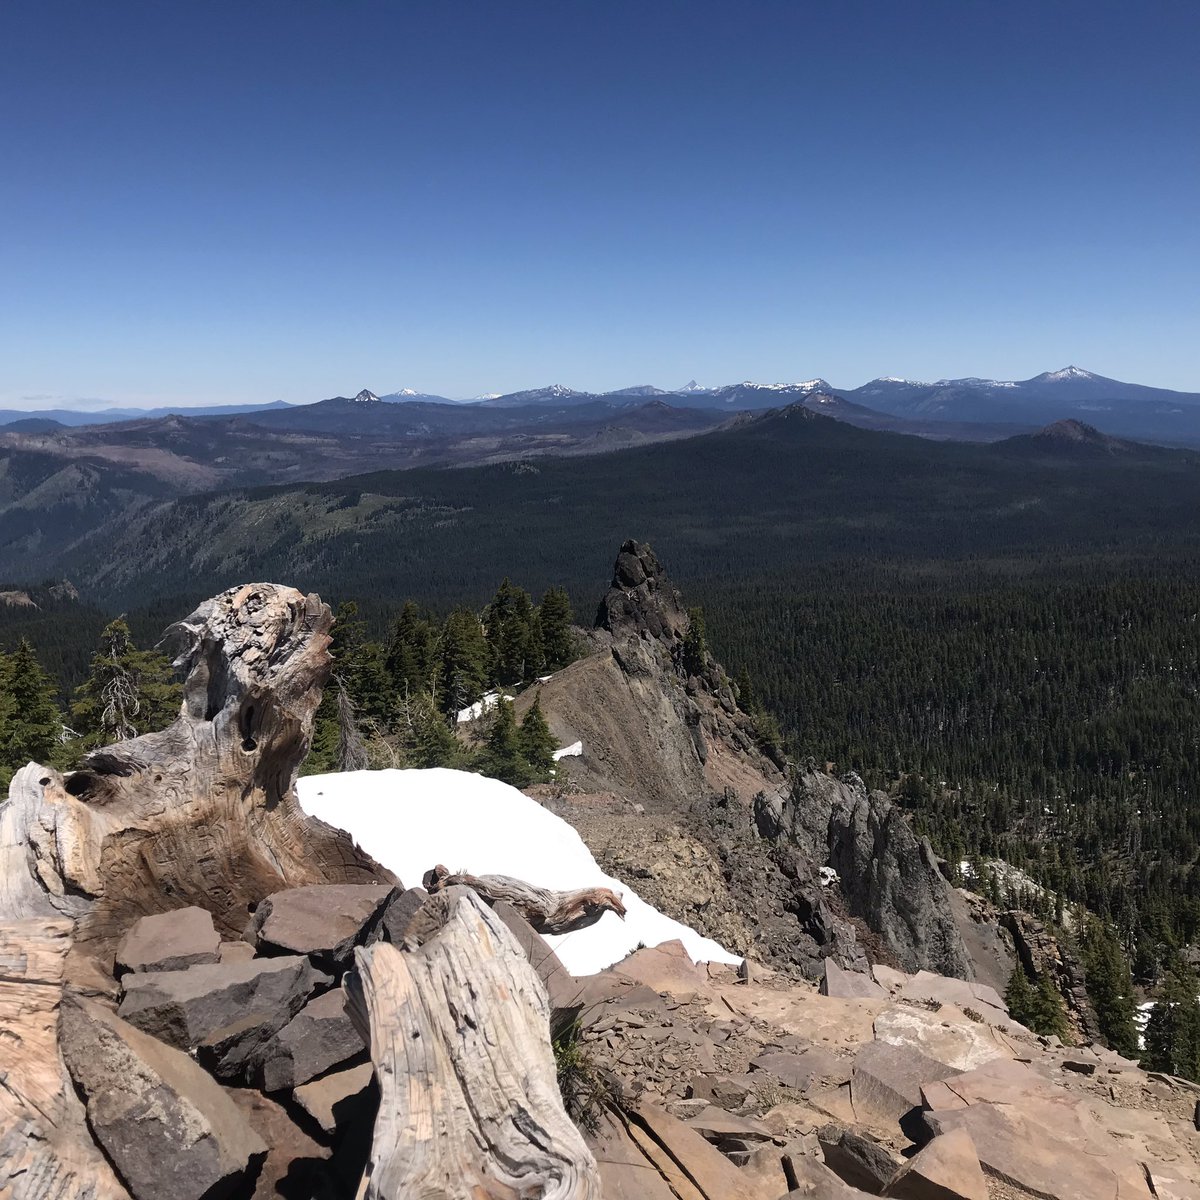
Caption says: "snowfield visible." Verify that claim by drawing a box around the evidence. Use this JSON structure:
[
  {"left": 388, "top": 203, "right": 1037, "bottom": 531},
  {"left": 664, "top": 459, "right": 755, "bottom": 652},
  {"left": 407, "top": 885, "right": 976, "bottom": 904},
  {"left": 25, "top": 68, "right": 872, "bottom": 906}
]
[{"left": 297, "top": 768, "right": 742, "bottom": 977}]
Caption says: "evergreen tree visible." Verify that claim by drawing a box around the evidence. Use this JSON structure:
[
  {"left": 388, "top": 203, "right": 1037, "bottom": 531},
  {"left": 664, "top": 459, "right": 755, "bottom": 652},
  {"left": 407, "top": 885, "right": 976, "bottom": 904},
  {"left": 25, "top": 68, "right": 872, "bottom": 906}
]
[
  {"left": 537, "top": 587, "right": 575, "bottom": 671},
  {"left": 70, "top": 617, "right": 179, "bottom": 750},
  {"left": 518, "top": 696, "right": 558, "bottom": 779},
  {"left": 480, "top": 696, "right": 532, "bottom": 788},
  {"left": 1005, "top": 963, "right": 1038, "bottom": 1029},
  {"left": 1143, "top": 965, "right": 1200, "bottom": 1081},
  {"left": 681, "top": 606, "right": 708, "bottom": 677},
  {"left": 0, "top": 641, "right": 64, "bottom": 787},
  {"left": 440, "top": 608, "right": 490, "bottom": 719},
  {"left": 484, "top": 579, "right": 535, "bottom": 686},
  {"left": 385, "top": 602, "right": 438, "bottom": 697},
  {"left": 1032, "top": 971, "right": 1072, "bottom": 1041},
  {"left": 1080, "top": 920, "right": 1140, "bottom": 1057}
]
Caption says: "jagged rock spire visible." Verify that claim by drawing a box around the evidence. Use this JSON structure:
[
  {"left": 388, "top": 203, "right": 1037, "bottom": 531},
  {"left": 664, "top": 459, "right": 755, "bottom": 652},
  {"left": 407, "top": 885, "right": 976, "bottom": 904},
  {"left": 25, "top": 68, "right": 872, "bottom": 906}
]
[{"left": 594, "top": 539, "right": 690, "bottom": 644}]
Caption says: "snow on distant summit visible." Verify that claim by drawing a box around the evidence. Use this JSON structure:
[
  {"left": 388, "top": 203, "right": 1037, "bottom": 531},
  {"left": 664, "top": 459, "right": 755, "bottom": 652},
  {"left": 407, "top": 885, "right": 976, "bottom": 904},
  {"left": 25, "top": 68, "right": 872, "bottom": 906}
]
[
  {"left": 353, "top": 389, "right": 380, "bottom": 403},
  {"left": 1039, "top": 366, "right": 1097, "bottom": 382}
]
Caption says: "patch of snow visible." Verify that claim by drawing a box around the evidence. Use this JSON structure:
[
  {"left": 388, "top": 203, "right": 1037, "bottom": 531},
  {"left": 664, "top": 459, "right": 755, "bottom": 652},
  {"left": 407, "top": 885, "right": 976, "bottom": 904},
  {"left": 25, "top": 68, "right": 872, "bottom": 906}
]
[
  {"left": 819, "top": 866, "right": 839, "bottom": 887},
  {"left": 297, "top": 768, "right": 742, "bottom": 975},
  {"left": 456, "top": 691, "right": 514, "bottom": 724},
  {"left": 353, "top": 389, "right": 379, "bottom": 403},
  {"left": 552, "top": 740, "right": 583, "bottom": 761},
  {"left": 1045, "top": 366, "right": 1095, "bottom": 381},
  {"left": 537, "top": 674, "right": 553, "bottom": 683}
]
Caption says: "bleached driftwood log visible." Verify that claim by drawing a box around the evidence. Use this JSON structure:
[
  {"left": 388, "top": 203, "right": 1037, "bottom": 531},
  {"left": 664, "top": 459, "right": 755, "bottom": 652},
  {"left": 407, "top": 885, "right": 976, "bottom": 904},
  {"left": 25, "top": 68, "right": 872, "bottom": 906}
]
[
  {"left": 422, "top": 863, "right": 626, "bottom": 934},
  {"left": 348, "top": 886, "right": 602, "bottom": 1200},
  {"left": 0, "top": 583, "right": 392, "bottom": 956}
]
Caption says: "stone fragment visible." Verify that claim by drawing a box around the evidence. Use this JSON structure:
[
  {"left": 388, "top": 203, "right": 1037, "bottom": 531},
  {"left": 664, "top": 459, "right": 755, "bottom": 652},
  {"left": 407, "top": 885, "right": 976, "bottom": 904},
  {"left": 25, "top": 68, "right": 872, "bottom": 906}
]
[
  {"left": 883, "top": 1127, "right": 987, "bottom": 1200},
  {"left": 818, "top": 1123, "right": 903, "bottom": 1194},
  {"left": 782, "top": 1155, "right": 879, "bottom": 1199},
  {"left": 114, "top": 907, "right": 220, "bottom": 977},
  {"left": 750, "top": 1050, "right": 816, "bottom": 1091},
  {"left": 246, "top": 883, "right": 395, "bottom": 969},
  {"left": 118, "top": 955, "right": 330, "bottom": 1051},
  {"left": 217, "top": 940, "right": 256, "bottom": 964},
  {"left": 259, "top": 986, "right": 365, "bottom": 1091},
  {"left": 227, "top": 1088, "right": 332, "bottom": 1200},
  {"left": 871, "top": 964, "right": 910, "bottom": 992},
  {"left": 366, "top": 885, "right": 429, "bottom": 946},
  {"left": 614, "top": 938, "right": 706, "bottom": 997},
  {"left": 60, "top": 995, "right": 266, "bottom": 1200},
  {"left": 823, "top": 958, "right": 887, "bottom": 1000},
  {"left": 685, "top": 1104, "right": 774, "bottom": 1144},
  {"left": 873, "top": 1006, "right": 1010, "bottom": 1072},
  {"left": 292, "top": 1061, "right": 377, "bottom": 1137},
  {"left": 686, "top": 1074, "right": 752, "bottom": 1108},
  {"left": 898, "top": 972, "right": 1007, "bottom": 1023},
  {"left": 851, "top": 1039, "right": 960, "bottom": 1124}
]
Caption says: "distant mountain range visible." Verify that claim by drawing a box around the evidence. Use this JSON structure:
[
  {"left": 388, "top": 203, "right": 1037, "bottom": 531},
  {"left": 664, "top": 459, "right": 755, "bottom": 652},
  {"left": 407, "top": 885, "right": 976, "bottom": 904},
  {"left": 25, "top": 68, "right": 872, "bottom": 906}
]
[{"left": 6, "top": 368, "right": 1200, "bottom": 445}]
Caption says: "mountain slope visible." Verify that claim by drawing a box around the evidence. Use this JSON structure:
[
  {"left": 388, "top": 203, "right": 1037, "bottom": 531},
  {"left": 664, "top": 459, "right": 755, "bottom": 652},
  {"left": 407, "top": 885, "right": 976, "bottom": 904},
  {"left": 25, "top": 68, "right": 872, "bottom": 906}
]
[{"left": 29, "top": 402, "right": 1200, "bottom": 610}]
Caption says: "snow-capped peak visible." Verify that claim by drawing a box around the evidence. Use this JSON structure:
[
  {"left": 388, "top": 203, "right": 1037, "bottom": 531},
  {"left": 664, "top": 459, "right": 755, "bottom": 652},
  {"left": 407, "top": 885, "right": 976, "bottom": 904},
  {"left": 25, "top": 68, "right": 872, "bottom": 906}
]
[
  {"left": 1044, "top": 366, "right": 1095, "bottom": 382},
  {"left": 738, "top": 379, "right": 831, "bottom": 393},
  {"left": 394, "top": 388, "right": 420, "bottom": 397},
  {"left": 675, "top": 380, "right": 709, "bottom": 393},
  {"left": 353, "top": 389, "right": 380, "bottom": 403}
]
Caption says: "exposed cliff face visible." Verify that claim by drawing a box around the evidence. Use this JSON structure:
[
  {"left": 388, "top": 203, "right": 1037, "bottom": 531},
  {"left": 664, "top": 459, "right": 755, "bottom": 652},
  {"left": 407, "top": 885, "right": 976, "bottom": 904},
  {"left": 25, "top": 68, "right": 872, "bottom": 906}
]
[
  {"left": 756, "top": 770, "right": 972, "bottom": 979},
  {"left": 527, "top": 540, "right": 975, "bottom": 983}
]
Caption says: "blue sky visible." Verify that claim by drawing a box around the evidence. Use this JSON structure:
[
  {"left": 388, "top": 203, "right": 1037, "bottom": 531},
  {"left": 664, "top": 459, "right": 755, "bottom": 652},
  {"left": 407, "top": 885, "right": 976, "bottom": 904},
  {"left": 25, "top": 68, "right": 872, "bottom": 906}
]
[{"left": 2, "top": 0, "right": 1197, "bottom": 407}]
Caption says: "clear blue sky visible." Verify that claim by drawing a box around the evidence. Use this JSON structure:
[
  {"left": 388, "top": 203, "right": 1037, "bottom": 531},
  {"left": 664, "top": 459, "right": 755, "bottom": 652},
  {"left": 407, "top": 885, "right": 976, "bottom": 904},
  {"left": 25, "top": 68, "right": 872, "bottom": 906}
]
[{"left": 2, "top": 0, "right": 1197, "bottom": 407}]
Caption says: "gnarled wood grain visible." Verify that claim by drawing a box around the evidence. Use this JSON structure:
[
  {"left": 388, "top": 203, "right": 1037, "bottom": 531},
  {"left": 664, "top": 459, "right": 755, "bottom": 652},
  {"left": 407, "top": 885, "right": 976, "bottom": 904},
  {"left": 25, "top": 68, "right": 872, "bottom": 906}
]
[
  {"left": 422, "top": 863, "right": 626, "bottom": 934},
  {"left": 348, "top": 886, "right": 602, "bottom": 1200},
  {"left": 0, "top": 584, "right": 392, "bottom": 962}
]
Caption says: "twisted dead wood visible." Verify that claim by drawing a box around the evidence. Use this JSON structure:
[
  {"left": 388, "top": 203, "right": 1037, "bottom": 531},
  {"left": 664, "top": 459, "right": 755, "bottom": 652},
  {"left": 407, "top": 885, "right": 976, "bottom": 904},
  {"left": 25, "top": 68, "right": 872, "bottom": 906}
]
[
  {"left": 348, "top": 887, "right": 602, "bottom": 1200},
  {"left": 422, "top": 864, "right": 626, "bottom": 934}
]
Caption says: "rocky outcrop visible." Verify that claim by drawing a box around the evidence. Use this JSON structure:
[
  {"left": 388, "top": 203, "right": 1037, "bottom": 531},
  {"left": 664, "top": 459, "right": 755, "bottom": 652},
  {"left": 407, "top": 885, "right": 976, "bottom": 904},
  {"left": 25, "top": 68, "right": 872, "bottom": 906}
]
[
  {"left": 757, "top": 769, "right": 972, "bottom": 979},
  {"left": 1000, "top": 908, "right": 1098, "bottom": 1041}
]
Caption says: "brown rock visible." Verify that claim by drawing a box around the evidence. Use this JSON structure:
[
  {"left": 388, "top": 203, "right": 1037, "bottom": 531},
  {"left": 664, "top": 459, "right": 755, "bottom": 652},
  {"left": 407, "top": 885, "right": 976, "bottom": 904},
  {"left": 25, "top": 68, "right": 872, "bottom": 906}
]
[
  {"left": 246, "top": 882, "right": 395, "bottom": 969},
  {"left": 60, "top": 994, "right": 267, "bottom": 1200},
  {"left": 851, "top": 1039, "right": 960, "bottom": 1125},
  {"left": 114, "top": 906, "right": 221, "bottom": 977},
  {"left": 227, "top": 1088, "right": 332, "bottom": 1200},
  {"left": 292, "top": 1061, "right": 376, "bottom": 1137},
  {"left": 217, "top": 940, "right": 256, "bottom": 964},
  {"left": 818, "top": 1123, "right": 902, "bottom": 1193},
  {"left": 883, "top": 1127, "right": 987, "bottom": 1200},
  {"left": 822, "top": 958, "right": 887, "bottom": 1000},
  {"left": 258, "top": 986, "right": 365, "bottom": 1091},
  {"left": 118, "top": 955, "right": 330, "bottom": 1051}
]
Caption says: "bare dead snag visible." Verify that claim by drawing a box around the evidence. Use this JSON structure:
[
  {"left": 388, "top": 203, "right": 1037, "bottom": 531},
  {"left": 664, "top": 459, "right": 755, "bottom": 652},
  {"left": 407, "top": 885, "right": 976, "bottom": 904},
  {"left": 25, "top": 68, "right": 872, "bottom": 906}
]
[
  {"left": 0, "top": 583, "right": 393, "bottom": 958},
  {"left": 347, "top": 887, "right": 602, "bottom": 1199},
  {"left": 422, "top": 864, "right": 627, "bottom": 934}
]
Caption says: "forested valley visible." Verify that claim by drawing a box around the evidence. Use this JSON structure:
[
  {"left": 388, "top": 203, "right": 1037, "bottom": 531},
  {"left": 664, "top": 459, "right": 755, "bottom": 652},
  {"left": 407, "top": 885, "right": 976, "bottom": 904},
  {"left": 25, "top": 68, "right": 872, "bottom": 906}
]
[{"left": 6, "top": 410, "right": 1200, "bottom": 1076}]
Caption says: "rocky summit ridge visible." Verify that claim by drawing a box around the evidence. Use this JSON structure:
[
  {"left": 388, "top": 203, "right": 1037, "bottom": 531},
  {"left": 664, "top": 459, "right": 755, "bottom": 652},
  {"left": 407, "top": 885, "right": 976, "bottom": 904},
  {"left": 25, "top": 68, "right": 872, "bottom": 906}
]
[{"left": 0, "top": 564, "right": 1198, "bottom": 1199}]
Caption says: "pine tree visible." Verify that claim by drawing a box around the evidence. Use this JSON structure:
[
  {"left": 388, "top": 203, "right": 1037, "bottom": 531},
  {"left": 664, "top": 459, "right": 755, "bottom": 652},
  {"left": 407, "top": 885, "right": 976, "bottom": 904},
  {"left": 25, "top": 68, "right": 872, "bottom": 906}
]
[
  {"left": 1143, "top": 965, "right": 1200, "bottom": 1081},
  {"left": 518, "top": 696, "right": 558, "bottom": 780},
  {"left": 1080, "top": 920, "right": 1139, "bottom": 1057},
  {"left": 385, "top": 602, "right": 438, "bottom": 697},
  {"left": 440, "top": 608, "right": 490, "bottom": 719},
  {"left": 70, "top": 617, "right": 179, "bottom": 750},
  {"left": 681, "top": 606, "right": 708, "bottom": 677},
  {"left": 537, "top": 587, "right": 575, "bottom": 671},
  {"left": 1005, "top": 963, "right": 1038, "bottom": 1029},
  {"left": 1032, "top": 971, "right": 1072, "bottom": 1041},
  {"left": 481, "top": 696, "right": 532, "bottom": 788},
  {"left": 484, "top": 579, "right": 535, "bottom": 686},
  {"left": 0, "top": 640, "right": 65, "bottom": 787}
]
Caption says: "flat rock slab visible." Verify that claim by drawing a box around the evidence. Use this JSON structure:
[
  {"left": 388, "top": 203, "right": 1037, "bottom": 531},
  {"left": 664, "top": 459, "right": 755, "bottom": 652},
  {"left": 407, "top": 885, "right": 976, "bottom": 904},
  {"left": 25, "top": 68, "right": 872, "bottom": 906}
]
[
  {"left": 119, "top": 954, "right": 330, "bottom": 1051},
  {"left": 246, "top": 883, "right": 395, "bottom": 968},
  {"left": 873, "top": 1006, "right": 1011, "bottom": 1072},
  {"left": 114, "top": 906, "right": 220, "bottom": 977},
  {"left": 898, "top": 971, "right": 1007, "bottom": 1023},
  {"left": 292, "top": 1061, "right": 376, "bottom": 1137},
  {"left": 883, "top": 1126, "right": 987, "bottom": 1200},
  {"left": 366, "top": 885, "right": 429, "bottom": 947},
  {"left": 61, "top": 994, "right": 267, "bottom": 1200},
  {"left": 750, "top": 1050, "right": 822, "bottom": 1092},
  {"left": 614, "top": 939, "right": 707, "bottom": 997},
  {"left": 259, "top": 986, "right": 365, "bottom": 1091},
  {"left": 823, "top": 958, "right": 887, "bottom": 1000},
  {"left": 852, "top": 1038, "right": 961, "bottom": 1125},
  {"left": 685, "top": 1104, "right": 774, "bottom": 1143}
]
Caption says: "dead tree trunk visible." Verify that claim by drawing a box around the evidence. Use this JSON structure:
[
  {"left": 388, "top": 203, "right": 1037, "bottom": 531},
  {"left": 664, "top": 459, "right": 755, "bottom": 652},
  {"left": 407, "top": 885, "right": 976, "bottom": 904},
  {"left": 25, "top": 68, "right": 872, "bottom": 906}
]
[
  {"left": 348, "top": 886, "right": 602, "bottom": 1200},
  {"left": 0, "top": 583, "right": 392, "bottom": 960},
  {"left": 422, "top": 864, "right": 627, "bottom": 934}
]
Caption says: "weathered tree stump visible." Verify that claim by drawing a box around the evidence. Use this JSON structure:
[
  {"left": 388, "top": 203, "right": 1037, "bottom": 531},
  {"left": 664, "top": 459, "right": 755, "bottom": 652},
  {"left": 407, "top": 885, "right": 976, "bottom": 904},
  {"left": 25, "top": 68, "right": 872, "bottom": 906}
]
[
  {"left": 422, "top": 864, "right": 626, "bottom": 934},
  {"left": 348, "top": 886, "right": 602, "bottom": 1199},
  {"left": 0, "top": 584, "right": 392, "bottom": 959}
]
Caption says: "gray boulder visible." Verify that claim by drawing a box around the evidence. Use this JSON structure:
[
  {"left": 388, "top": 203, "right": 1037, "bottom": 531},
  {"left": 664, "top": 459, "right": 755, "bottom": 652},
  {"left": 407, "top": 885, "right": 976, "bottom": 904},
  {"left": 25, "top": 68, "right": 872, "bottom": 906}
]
[
  {"left": 819, "top": 1124, "right": 904, "bottom": 1194},
  {"left": 60, "top": 994, "right": 266, "bottom": 1200},
  {"left": 245, "top": 882, "right": 395, "bottom": 969},
  {"left": 114, "top": 907, "right": 220, "bottom": 978},
  {"left": 258, "top": 986, "right": 365, "bottom": 1092},
  {"left": 118, "top": 955, "right": 330, "bottom": 1052}
]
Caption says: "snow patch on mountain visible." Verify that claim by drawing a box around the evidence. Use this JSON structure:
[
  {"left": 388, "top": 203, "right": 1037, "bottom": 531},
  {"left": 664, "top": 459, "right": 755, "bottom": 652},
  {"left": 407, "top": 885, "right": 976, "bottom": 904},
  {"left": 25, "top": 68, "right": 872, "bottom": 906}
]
[
  {"left": 296, "top": 768, "right": 742, "bottom": 975},
  {"left": 353, "top": 389, "right": 380, "bottom": 403}
]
